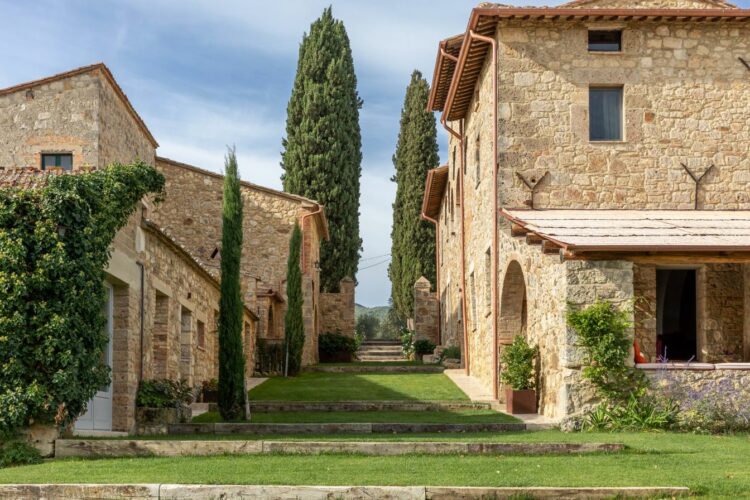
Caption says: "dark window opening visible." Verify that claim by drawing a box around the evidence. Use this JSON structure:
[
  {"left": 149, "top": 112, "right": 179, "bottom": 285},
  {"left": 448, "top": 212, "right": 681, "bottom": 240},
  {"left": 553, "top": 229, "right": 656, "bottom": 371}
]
[
  {"left": 41, "top": 153, "right": 72, "bottom": 171},
  {"left": 589, "top": 87, "right": 623, "bottom": 141},
  {"left": 588, "top": 30, "right": 622, "bottom": 52},
  {"left": 656, "top": 269, "right": 697, "bottom": 361}
]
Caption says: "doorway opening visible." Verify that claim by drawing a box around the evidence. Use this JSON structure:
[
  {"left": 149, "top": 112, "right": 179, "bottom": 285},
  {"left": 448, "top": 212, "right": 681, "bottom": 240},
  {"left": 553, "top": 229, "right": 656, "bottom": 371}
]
[{"left": 656, "top": 269, "right": 697, "bottom": 361}]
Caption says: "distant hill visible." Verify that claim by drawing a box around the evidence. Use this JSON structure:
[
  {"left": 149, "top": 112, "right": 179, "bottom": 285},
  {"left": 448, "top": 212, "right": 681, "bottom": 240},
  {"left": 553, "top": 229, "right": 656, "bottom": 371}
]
[{"left": 355, "top": 303, "right": 390, "bottom": 321}]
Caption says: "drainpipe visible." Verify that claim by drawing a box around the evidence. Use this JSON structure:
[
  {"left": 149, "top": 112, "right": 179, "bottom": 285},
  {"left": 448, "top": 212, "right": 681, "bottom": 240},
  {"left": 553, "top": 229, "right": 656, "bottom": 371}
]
[
  {"left": 299, "top": 204, "right": 323, "bottom": 275},
  {"left": 137, "top": 261, "right": 145, "bottom": 382},
  {"left": 420, "top": 212, "right": 441, "bottom": 344},
  {"left": 458, "top": 119, "right": 470, "bottom": 376},
  {"left": 468, "top": 29, "right": 500, "bottom": 400}
]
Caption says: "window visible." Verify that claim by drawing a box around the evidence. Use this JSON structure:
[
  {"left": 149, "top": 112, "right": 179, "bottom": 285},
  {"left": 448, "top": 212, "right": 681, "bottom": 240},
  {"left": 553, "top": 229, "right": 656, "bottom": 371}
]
[
  {"left": 469, "top": 271, "right": 477, "bottom": 329},
  {"left": 589, "top": 87, "right": 623, "bottom": 141},
  {"left": 197, "top": 320, "right": 205, "bottom": 349},
  {"left": 588, "top": 30, "right": 621, "bottom": 52},
  {"left": 474, "top": 135, "right": 481, "bottom": 186},
  {"left": 41, "top": 153, "right": 72, "bottom": 171}
]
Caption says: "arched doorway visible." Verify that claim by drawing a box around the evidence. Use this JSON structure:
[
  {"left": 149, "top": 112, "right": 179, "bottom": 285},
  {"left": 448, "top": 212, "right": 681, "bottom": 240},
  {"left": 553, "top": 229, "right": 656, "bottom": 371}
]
[{"left": 499, "top": 261, "right": 527, "bottom": 339}]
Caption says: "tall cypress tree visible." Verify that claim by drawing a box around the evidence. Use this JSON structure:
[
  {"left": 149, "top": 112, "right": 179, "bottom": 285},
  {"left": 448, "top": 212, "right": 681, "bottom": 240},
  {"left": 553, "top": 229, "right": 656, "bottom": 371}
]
[
  {"left": 388, "top": 71, "right": 439, "bottom": 322},
  {"left": 218, "top": 147, "right": 246, "bottom": 421},
  {"left": 284, "top": 223, "right": 305, "bottom": 376},
  {"left": 281, "top": 6, "right": 362, "bottom": 292}
]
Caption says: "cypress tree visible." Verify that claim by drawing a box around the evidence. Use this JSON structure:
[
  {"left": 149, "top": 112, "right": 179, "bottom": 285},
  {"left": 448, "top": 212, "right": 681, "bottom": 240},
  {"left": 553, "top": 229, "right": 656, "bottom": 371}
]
[
  {"left": 284, "top": 223, "right": 305, "bottom": 376},
  {"left": 218, "top": 147, "right": 246, "bottom": 421},
  {"left": 388, "top": 70, "right": 439, "bottom": 322},
  {"left": 281, "top": 6, "right": 362, "bottom": 292}
]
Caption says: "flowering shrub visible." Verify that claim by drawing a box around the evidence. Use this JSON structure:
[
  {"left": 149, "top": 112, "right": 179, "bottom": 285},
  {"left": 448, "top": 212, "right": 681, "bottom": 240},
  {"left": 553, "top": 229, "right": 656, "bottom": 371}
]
[{"left": 651, "top": 369, "right": 750, "bottom": 433}]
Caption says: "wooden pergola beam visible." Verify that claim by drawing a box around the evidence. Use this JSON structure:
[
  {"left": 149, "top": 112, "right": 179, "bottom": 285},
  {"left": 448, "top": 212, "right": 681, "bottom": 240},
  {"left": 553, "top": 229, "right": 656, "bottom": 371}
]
[{"left": 562, "top": 250, "right": 750, "bottom": 264}]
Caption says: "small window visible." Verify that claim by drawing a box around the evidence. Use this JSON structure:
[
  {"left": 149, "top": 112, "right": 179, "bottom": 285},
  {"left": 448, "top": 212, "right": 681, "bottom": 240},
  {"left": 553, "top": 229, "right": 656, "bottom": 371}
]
[
  {"left": 197, "top": 320, "right": 205, "bottom": 349},
  {"left": 589, "top": 87, "right": 623, "bottom": 141},
  {"left": 588, "top": 30, "right": 621, "bottom": 52},
  {"left": 474, "top": 135, "right": 481, "bottom": 186},
  {"left": 484, "top": 249, "right": 492, "bottom": 314},
  {"left": 41, "top": 153, "right": 72, "bottom": 171}
]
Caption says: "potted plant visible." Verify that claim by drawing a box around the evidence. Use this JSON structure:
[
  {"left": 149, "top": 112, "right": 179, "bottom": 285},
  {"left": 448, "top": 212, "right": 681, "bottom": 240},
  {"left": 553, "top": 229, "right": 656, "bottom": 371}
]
[
  {"left": 135, "top": 379, "right": 193, "bottom": 434},
  {"left": 201, "top": 378, "right": 219, "bottom": 403},
  {"left": 499, "top": 335, "right": 538, "bottom": 414}
]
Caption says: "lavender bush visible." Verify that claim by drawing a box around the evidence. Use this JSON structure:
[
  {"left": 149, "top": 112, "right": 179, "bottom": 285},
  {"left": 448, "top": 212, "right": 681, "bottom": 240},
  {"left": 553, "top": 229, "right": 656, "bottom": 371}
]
[{"left": 650, "top": 368, "right": 750, "bottom": 434}]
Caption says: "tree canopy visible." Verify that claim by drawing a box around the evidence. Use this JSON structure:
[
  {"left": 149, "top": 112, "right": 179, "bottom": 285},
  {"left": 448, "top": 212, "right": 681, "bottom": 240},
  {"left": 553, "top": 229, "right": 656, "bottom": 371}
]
[{"left": 281, "top": 6, "right": 362, "bottom": 292}]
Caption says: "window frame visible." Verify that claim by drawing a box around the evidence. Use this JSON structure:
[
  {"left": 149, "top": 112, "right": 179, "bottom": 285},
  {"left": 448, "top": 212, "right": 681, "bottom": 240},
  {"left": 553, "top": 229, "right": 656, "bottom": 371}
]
[
  {"left": 41, "top": 153, "right": 73, "bottom": 171},
  {"left": 589, "top": 85, "right": 624, "bottom": 142},
  {"left": 588, "top": 30, "right": 622, "bottom": 53}
]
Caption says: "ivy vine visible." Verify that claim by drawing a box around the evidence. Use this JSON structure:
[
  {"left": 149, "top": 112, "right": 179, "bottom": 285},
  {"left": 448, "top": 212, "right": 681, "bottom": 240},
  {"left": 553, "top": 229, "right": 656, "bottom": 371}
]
[{"left": 0, "top": 162, "right": 164, "bottom": 436}]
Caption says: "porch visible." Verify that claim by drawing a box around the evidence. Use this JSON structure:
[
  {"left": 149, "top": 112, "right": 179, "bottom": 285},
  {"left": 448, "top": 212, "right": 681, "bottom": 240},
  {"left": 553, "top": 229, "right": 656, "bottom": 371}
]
[{"left": 500, "top": 209, "right": 750, "bottom": 418}]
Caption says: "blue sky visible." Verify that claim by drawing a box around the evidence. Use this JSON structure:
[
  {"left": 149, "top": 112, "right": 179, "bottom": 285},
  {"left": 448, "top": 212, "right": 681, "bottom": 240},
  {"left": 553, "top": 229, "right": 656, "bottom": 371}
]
[{"left": 2, "top": 0, "right": 747, "bottom": 307}]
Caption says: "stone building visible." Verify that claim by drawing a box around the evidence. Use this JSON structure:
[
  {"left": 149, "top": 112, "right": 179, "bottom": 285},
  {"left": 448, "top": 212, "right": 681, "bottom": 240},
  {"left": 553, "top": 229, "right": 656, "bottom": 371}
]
[
  {"left": 0, "top": 63, "right": 346, "bottom": 433},
  {"left": 424, "top": 0, "right": 750, "bottom": 420}
]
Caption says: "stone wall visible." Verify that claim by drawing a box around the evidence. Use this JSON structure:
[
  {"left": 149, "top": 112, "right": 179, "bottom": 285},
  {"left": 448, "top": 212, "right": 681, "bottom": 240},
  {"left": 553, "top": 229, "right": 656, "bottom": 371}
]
[
  {"left": 433, "top": 10, "right": 750, "bottom": 419},
  {"left": 0, "top": 71, "right": 101, "bottom": 169},
  {"left": 97, "top": 73, "right": 155, "bottom": 167},
  {"left": 413, "top": 277, "right": 439, "bottom": 345},
  {"left": 0, "top": 67, "right": 156, "bottom": 171},
  {"left": 491, "top": 19, "right": 750, "bottom": 211},
  {"left": 151, "top": 158, "right": 326, "bottom": 365},
  {"left": 320, "top": 277, "right": 355, "bottom": 336},
  {"left": 642, "top": 364, "right": 750, "bottom": 410},
  {"left": 105, "top": 206, "right": 256, "bottom": 433},
  {"left": 698, "top": 264, "right": 745, "bottom": 362}
]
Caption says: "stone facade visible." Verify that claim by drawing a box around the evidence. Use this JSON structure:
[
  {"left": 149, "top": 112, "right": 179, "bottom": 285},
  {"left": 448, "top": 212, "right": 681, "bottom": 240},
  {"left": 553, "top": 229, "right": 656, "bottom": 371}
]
[
  {"left": 0, "top": 63, "right": 344, "bottom": 434},
  {"left": 429, "top": 0, "right": 750, "bottom": 420},
  {"left": 319, "top": 277, "right": 356, "bottom": 336},
  {"left": 413, "top": 277, "right": 439, "bottom": 345},
  {"left": 150, "top": 157, "right": 332, "bottom": 366}
]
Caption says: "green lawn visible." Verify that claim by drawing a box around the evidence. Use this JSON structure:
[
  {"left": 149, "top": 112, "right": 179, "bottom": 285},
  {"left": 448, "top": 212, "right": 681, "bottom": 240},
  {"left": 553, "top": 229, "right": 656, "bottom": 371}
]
[
  {"left": 248, "top": 372, "right": 468, "bottom": 401},
  {"left": 3, "top": 432, "right": 750, "bottom": 497},
  {"left": 191, "top": 409, "right": 519, "bottom": 424}
]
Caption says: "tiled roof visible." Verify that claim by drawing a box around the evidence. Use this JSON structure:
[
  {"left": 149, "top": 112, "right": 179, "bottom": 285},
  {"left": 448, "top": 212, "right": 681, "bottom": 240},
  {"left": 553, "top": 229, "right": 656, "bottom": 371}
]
[
  {"left": 502, "top": 209, "right": 750, "bottom": 252},
  {"left": 421, "top": 165, "right": 449, "bottom": 220}
]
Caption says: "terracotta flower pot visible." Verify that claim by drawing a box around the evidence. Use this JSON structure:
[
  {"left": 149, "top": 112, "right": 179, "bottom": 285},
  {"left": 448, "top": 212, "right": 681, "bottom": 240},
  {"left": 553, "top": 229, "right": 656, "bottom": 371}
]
[{"left": 505, "top": 387, "right": 537, "bottom": 414}]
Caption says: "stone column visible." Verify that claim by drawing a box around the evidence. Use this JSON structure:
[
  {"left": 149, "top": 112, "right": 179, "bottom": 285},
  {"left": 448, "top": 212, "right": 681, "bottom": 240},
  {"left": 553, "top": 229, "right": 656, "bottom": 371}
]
[{"left": 413, "top": 277, "right": 439, "bottom": 344}]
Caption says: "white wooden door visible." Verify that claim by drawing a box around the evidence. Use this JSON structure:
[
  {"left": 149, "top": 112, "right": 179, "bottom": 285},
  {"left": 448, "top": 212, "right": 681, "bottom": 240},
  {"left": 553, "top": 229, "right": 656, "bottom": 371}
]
[{"left": 75, "top": 283, "right": 114, "bottom": 431}]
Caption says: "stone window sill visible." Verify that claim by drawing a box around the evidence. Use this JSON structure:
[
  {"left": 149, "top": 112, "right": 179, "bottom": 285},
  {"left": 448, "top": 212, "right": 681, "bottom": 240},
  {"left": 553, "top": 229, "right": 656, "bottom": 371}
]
[
  {"left": 637, "top": 362, "right": 750, "bottom": 371},
  {"left": 588, "top": 51, "right": 623, "bottom": 55},
  {"left": 196, "top": 346, "right": 206, "bottom": 352}
]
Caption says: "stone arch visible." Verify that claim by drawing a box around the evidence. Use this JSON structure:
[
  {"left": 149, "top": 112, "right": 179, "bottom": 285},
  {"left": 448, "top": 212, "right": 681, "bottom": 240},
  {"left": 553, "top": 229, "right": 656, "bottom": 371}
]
[{"left": 499, "top": 260, "right": 527, "bottom": 339}]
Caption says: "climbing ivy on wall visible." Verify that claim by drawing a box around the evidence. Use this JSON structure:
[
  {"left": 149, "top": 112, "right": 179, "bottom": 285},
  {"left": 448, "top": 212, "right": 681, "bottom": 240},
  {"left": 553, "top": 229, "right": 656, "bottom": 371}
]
[{"left": 0, "top": 162, "right": 164, "bottom": 436}]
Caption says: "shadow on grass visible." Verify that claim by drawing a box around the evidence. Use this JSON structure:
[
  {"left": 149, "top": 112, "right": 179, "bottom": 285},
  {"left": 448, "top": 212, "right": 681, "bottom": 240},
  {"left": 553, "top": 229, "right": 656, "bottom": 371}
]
[{"left": 248, "top": 372, "right": 468, "bottom": 402}]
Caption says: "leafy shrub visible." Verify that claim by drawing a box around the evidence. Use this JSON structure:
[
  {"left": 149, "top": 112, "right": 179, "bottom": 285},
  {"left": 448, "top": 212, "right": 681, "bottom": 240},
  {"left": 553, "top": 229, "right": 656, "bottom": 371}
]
[
  {"left": 0, "top": 162, "right": 165, "bottom": 435},
  {"left": 202, "top": 378, "right": 219, "bottom": 392},
  {"left": 584, "top": 391, "right": 679, "bottom": 431},
  {"left": 568, "top": 301, "right": 647, "bottom": 403},
  {"left": 499, "top": 335, "right": 537, "bottom": 391},
  {"left": 136, "top": 379, "right": 193, "bottom": 409},
  {"left": 414, "top": 339, "right": 436, "bottom": 356},
  {"left": 440, "top": 346, "right": 461, "bottom": 361},
  {"left": 318, "top": 332, "right": 358, "bottom": 357},
  {"left": 400, "top": 329, "right": 415, "bottom": 357},
  {"left": 255, "top": 338, "right": 285, "bottom": 375},
  {"left": 0, "top": 441, "right": 42, "bottom": 468}
]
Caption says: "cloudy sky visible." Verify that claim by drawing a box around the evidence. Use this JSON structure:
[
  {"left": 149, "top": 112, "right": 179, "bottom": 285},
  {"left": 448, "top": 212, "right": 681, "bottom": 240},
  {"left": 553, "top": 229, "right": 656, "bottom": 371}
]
[{"left": 2, "top": 0, "right": 746, "bottom": 306}]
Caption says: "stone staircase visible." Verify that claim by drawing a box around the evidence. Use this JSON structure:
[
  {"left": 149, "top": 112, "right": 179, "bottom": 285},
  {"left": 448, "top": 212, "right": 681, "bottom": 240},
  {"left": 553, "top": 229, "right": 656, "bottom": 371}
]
[{"left": 356, "top": 339, "right": 405, "bottom": 362}]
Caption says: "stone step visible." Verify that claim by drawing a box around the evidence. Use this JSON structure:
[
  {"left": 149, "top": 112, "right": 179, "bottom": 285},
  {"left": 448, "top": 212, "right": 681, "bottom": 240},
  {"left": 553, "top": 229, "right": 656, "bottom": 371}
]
[
  {"left": 242, "top": 400, "right": 489, "bottom": 412},
  {"left": 360, "top": 340, "right": 400, "bottom": 345},
  {"left": 305, "top": 365, "right": 443, "bottom": 373},
  {"left": 168, "top": 422, "right": 527, "bottom": 435},
  {"left": 55, "top": 439, "right": 624, "bottom": 458},
  {"left": 2, "top": 483, "right": 690, "bottom": 499},
  {"left": 356, "top": 349, "right": 404, "bottom": 356}
]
